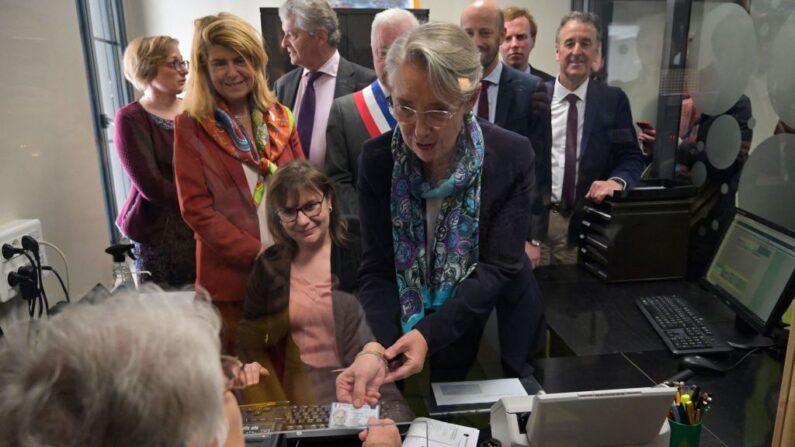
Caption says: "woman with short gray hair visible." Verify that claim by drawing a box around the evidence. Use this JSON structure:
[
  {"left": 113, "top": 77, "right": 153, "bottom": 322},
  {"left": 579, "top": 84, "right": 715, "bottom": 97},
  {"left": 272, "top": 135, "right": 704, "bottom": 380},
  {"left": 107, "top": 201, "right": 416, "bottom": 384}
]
[{"left": 337, "top": 22, "right": 545, "bottom": 407}]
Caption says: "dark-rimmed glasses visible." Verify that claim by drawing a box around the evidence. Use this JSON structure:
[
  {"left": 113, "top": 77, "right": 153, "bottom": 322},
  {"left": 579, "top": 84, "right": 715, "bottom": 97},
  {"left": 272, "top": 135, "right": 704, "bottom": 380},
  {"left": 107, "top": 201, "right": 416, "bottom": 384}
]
[
  {"left": 389, "top": 99, "right": 457, "bottom": 129},
  {"left": 166, "top": 59, "right": 190, "bottom": 71},
  {"left": 276, "top": 194, "right": 326, "bottom": 223},
  {"left": 221, "top": 355, "right": 247, "bottom": 391}
]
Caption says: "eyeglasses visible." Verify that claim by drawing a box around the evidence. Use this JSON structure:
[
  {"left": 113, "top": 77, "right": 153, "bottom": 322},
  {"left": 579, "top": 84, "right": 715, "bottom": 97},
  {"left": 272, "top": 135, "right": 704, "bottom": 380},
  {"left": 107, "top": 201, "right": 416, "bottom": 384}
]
[
  {"left": 389, "top": 101, "right": 457, "bottom": 129},
  {"left": 276, "top": 194, "right": 326, "bottom": 223},
  {"left": 166, "top": 59, "right": 190, "bottom": 71},
  {"left": 221, "top": 355, "right": 247, "bottom": 391}
]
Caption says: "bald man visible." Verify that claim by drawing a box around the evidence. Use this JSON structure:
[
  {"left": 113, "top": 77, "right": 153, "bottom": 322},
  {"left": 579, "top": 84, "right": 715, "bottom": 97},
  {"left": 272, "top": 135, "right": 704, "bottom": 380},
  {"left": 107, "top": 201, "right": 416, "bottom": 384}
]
[
  {"left": 325, "top": 9, "right": 420, "bottom": 216},
  {"left": 461, "top": 0, "right": 551, "bottom": 267}
]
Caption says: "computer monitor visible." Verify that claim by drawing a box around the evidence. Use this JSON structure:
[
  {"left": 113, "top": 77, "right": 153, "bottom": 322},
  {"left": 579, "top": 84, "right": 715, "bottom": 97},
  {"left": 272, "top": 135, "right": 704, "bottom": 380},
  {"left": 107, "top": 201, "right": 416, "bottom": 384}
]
[{"left": 703, "top": 212, "right": 795, "bottom": 335}]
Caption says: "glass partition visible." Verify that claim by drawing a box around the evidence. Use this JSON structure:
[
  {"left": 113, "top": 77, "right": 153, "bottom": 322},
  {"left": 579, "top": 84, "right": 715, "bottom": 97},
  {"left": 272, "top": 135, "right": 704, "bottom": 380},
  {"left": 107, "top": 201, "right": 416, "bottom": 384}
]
[{"left": 593, "top": 0, "right": 795, "bottom": 280}]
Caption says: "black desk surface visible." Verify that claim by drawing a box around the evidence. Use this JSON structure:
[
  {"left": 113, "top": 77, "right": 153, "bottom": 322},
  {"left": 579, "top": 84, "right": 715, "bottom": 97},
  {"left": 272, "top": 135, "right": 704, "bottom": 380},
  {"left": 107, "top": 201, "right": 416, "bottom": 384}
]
[
  {"left": 536, "top": 265, "right": 784, "bottom": 447},
  {"left": 247, "top": 265, "right": 784, "bottom": 447}
]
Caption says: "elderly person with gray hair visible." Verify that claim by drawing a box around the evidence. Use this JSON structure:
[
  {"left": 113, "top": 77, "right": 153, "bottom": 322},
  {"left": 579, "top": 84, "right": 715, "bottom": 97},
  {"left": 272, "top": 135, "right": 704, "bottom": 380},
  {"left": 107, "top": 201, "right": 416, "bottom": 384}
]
[
  {"left": 0, "top": 291, "right": 265, "bottom": 447},
  {"left": 336, "top": 22, "right": 545, "bottom": 407},
  {"left": 275, "top": 0, "right": 375, "bottom": 167},
  {"left": 325, "top": 8, "right": 420, "bottom": 216}
]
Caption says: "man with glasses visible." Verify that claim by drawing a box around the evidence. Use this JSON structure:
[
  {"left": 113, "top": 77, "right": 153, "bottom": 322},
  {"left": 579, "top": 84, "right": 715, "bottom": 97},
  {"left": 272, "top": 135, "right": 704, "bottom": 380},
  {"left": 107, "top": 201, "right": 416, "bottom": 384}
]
[
  {"left": 275, "top": 0, "right": 375, "bottom": 167},
  {"left": 325, "top": 8, "right": 419, "bottom": 217},
  {"left": 460, "top": 0, "right": 552, "bottom": 268}
]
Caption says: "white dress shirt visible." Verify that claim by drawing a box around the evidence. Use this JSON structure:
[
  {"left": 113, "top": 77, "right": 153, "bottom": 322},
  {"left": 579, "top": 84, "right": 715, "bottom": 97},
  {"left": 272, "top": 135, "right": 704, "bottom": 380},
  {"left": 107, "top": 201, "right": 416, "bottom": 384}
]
[
  {"left": 550, "top": 77, "right": 589, "bottom": 203},
  {"left": 474, "top": 61, "right": 502, "bottom": 123},
  {"left": 294, "top": 51, "right": 340, "bottom": 168}
]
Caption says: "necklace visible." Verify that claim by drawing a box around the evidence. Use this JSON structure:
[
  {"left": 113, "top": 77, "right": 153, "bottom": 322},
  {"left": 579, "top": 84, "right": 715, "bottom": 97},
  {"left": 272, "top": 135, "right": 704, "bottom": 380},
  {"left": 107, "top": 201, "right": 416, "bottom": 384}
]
[{"left": 234, "top": 112, "right": 250, "bottom": 121}]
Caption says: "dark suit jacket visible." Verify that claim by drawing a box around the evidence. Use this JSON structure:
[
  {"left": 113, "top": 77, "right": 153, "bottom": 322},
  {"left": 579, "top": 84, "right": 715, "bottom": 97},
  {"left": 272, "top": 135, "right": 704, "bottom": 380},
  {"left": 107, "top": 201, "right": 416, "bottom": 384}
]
[
  {"left": 357, "top": 121, "right": 545, "bottom": 376},
  {"left": 274, "top": 56, "right": 376, "bottom": 109},
  {"left": 494, "top": 65, "right": 552, "bottom": 241},
  {"left": 529, "top": 64, "right": 555, "bottom": 82},
  {"left": 325, "top": 92, "right": 375, "bottom": 216},
  {"left": 539, "top": 79, "right": 645, "bottom": 241},
  {"left": 173, "top": 111, "right": 304, "bottom": 302}
]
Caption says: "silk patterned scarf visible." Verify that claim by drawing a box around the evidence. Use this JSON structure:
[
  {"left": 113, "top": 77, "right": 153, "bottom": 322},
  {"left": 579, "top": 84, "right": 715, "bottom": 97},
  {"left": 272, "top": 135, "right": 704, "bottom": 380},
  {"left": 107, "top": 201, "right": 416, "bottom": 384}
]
[
  {"left": 199, "top": 99, "right": 295, "bottom": 205},
  {"left": 390, "top": 111, "right": 484, "bottom": 333}
]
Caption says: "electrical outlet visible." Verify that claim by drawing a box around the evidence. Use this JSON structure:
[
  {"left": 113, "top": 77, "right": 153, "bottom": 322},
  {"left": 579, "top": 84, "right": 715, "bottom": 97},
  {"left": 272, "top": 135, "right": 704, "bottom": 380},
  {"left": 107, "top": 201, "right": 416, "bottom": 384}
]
[{"left": 0, "top": 219, "right": 47, "bottom": 303}]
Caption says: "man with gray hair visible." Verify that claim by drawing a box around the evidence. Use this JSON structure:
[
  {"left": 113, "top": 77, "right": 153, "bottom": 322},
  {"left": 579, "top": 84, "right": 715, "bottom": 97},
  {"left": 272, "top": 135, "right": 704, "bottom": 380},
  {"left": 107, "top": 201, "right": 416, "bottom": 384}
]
[
  {"left": 0, "top": 291, "right": 263, "bottom": 447},
  {"left": 537, "top": 11, "right": 644, "bottom": 265},
  {"left": 275, "top": 0, "right": 376, "bottom": 167},
  {"left": 325, "top": 8, "right": 420, "bottom": 216}
]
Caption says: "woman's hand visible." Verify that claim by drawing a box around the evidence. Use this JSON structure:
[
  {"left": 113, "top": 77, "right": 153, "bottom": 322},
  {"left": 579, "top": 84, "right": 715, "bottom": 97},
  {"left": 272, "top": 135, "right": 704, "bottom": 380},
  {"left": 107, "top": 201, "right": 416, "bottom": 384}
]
[
  {"left": 241, "top": 362, "right": 269, "bottom": 387},
  {"left": 336, "top": 343, "right": 387, "bottom": 407},
  {"left": 384, "top": 329, "right": 428, "bottom": 382},
  {"left": 359, "top": 417, "right": 401, "bottom": 447}
]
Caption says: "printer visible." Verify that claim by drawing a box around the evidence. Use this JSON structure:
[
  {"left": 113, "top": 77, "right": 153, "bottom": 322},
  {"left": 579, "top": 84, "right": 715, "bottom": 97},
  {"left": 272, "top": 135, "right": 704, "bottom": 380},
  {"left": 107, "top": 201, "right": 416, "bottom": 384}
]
[{"left": 490, "top": 387, "right": 675, "bottom": 447}]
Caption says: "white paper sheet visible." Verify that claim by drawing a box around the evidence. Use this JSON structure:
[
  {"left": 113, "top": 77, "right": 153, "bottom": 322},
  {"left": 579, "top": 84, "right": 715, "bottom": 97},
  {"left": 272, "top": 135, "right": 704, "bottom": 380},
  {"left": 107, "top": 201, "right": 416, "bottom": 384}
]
[
  {"left": 431, "top": 378, "right": 527, "bottom": 406},
  {"left": 402, "top": 417, "right": 479, "bottom": 447}
]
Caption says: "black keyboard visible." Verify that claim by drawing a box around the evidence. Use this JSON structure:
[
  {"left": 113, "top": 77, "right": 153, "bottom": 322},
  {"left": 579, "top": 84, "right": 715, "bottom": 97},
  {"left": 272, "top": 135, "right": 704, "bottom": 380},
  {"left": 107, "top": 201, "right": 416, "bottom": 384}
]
[
  {"left": 241, "top": 400, "right": 414, "bottom": 440},
  {"left": 636, "top": 295, "right": 733, "bottom": 355}
]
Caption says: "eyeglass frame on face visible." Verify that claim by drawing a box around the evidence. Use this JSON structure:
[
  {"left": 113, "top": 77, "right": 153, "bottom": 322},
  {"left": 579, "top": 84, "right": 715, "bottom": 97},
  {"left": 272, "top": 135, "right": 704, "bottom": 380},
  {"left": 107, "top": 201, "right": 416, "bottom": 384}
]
[
  {"left": 276, "top": 193, "right": 327, "bottom": 223},
  {"left": 388, "top": 98, "right": 459, "bottom": 129},
  {"left": 165, "top": 59, "right": 190, "bottom": 71},
  {"left": 221, "top": 355, "right": 247, "bottom": 391}
]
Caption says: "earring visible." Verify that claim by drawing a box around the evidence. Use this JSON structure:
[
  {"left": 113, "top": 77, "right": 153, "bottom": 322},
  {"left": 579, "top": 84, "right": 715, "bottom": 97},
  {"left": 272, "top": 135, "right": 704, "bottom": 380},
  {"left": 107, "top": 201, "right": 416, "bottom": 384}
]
[{"left": 329, "top": 206, "right": 333, "bottom": 211}]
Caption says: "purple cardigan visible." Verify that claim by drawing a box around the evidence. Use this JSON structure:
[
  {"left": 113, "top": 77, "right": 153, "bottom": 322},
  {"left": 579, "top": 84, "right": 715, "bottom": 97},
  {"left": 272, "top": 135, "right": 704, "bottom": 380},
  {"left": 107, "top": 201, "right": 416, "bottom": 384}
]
[{"left": 114, "top": 102, "right": 180, "bottom": 242}]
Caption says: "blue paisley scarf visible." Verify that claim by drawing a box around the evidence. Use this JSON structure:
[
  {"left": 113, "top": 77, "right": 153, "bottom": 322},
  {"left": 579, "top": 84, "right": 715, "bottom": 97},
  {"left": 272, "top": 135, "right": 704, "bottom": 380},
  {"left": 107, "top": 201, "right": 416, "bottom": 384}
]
[{"left": 390, "top": 111, "right": 484, "bottom": 333}]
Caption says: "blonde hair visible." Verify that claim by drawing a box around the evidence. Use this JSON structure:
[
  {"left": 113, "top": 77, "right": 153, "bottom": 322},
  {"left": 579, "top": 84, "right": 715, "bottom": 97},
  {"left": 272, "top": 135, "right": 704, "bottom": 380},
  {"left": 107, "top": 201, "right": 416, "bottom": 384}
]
[
  {"left": 504, "top": 6, "right": 538, "bottom": 39},
  {"left": 122, "top": 35, "right": 179, "bottom": 91},
  {"left": 183, "top": 12, "right": 276, "bottom": 119}
]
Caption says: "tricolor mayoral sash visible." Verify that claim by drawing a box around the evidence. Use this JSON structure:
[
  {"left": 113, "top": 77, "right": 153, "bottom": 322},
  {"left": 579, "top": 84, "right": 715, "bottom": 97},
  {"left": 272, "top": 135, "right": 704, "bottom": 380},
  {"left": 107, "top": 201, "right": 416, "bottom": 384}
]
[{"left": 353, "top": 80, "right": 396, "bottom": 138}]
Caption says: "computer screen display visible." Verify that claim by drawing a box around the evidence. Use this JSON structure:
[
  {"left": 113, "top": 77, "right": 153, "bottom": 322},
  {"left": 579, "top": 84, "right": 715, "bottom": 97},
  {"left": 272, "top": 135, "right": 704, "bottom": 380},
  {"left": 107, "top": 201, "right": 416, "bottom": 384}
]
[{"left": 705, "top": 213, "right": 795, "bottom": 333}]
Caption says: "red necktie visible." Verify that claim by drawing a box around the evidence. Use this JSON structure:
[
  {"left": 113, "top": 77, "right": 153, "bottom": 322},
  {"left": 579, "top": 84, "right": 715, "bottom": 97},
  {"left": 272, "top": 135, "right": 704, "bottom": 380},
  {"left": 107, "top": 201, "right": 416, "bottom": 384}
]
[
  {"left": 562, "top": 94, "right": 578, "bottom": 210},
  {"left": 477, "top": 80, "right": 491, "bottom": 121}
]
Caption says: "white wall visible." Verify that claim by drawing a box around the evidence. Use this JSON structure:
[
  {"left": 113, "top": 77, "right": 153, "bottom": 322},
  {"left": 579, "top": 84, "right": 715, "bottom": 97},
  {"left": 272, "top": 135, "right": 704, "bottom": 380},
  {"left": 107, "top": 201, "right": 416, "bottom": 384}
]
[
  {"left": 0, "top": 0, "right": 112, "bottom": 327},
  {"left": 122, "top": 0, "right": 570, "bottom": 79}
]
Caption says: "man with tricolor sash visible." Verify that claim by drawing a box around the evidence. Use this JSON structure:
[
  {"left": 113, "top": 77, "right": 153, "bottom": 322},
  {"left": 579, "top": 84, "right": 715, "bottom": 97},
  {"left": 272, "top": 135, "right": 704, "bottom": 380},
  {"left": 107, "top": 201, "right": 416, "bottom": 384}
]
[{"left": 325, "top": 9, "right": 420, "bottom": 216}]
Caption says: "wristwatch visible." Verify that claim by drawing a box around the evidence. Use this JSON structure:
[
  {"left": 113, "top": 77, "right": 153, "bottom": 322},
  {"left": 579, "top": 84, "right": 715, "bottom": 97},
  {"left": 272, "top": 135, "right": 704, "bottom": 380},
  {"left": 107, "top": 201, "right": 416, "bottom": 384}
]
[{"left": 530, "top": 239, "right": 542, "bottom": 247}]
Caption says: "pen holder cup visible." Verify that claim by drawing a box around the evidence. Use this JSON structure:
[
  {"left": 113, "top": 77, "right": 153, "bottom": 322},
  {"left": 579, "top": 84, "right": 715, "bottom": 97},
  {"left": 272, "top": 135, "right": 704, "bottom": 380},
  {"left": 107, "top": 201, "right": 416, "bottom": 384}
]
[{"left": 668, "top": 419, "right": 702, "bottom": 447}]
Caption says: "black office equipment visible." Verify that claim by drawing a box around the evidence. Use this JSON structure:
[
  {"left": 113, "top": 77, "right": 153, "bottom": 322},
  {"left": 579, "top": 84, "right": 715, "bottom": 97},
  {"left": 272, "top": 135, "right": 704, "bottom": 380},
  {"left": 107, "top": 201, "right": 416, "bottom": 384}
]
[
  {"left": 636, "top": 294, "right": 732, "bottom": 355},
  {"left": 259, "top": 8, "right": 430, "bottom": 88},
  {"left": 638, "top": 211, "right": 795, "bottom": 356},
  {"left": 578, "top": 182, "right": 697, "bottom": 282},
  {"left": 700, "top": 212, "right": 795, "bottom": 338},
  {"left": 241, "top": 400, "right": 414, "bottom": 441},
  {"left": 678, "top": 355, "right": 726, "bottom": 374}
]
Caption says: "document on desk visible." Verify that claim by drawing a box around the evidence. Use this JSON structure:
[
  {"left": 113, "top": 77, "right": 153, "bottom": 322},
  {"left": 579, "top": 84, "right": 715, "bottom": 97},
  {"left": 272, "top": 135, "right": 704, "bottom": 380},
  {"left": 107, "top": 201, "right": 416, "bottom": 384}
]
[
  {"left": 402, "top": 417, "right": 479, "bottom": 447},
  {"left": 431, "top": 378, "right": 527, "bottom": 406}
]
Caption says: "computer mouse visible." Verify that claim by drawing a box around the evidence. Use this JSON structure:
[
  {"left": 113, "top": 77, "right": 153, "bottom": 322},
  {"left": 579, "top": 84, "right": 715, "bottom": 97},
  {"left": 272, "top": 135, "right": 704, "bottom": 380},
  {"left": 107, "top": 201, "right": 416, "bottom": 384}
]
[{"left": 678, "top": 355, "right": 725, "bottom": 375}]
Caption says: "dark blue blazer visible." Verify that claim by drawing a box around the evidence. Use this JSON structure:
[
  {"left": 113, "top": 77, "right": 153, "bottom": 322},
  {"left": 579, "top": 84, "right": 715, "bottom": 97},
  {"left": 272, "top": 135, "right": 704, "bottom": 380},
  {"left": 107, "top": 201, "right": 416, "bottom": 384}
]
[
  {"left": 539, "top": 79, "right": 645, "bottom": 241},
  {"left": 274, "top": 56, "right": 375, "bottom": 109},
  {"left": 495, "top": 65, "right": 552, "bottom": 241},
  {"left": 357, "top": 121, "right": 545, "bottom": 376}
]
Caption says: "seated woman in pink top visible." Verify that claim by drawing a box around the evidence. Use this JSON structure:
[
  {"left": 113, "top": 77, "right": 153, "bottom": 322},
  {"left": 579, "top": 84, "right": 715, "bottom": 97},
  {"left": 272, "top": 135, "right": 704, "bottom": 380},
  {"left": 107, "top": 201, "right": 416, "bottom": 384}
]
[{"left": 236, "top": 160, "right": 379, "bottom": 404}]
